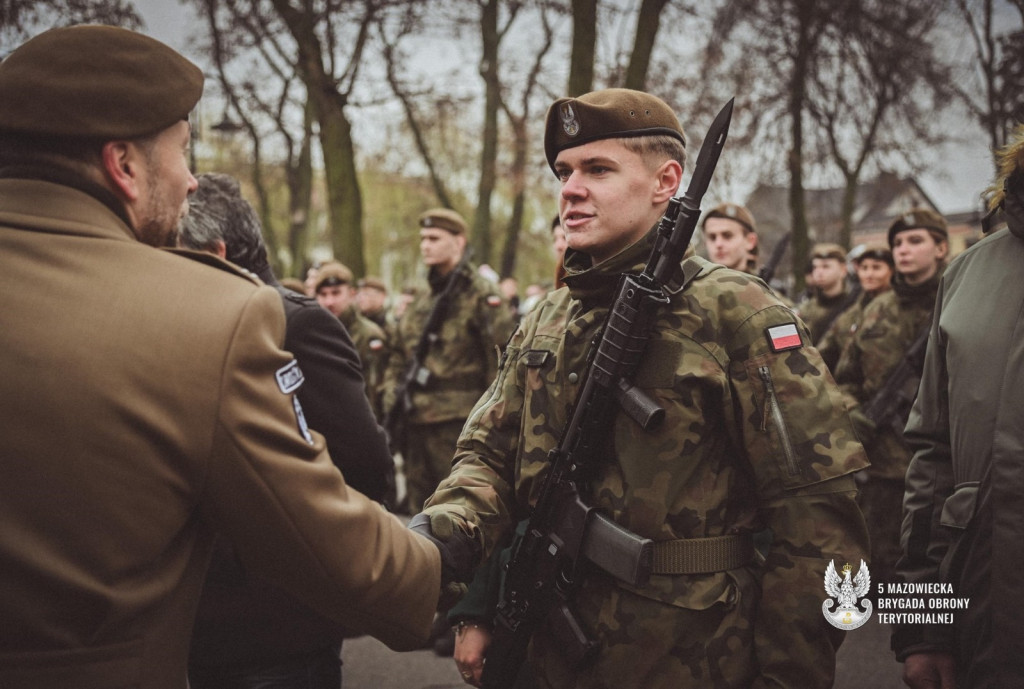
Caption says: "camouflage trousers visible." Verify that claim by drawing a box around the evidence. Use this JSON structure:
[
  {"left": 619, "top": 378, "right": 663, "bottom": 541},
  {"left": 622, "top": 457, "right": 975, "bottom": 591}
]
[
  {"left": 404, "top": 419, "right": 464, "bottom": 513},
  {"left": 530, "top": 569, "right": 760, "bottom": 689}
]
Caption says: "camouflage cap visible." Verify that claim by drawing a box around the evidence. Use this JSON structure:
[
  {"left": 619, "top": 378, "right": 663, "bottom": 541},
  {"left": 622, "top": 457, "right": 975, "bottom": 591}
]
[
  {"left": 315, "top": 263, "right": 354, "bottom": 292},
  {"left": 544, "top": 88, "right": 685, "bottom": 171},
  {"left": 419, "top": 208, "right": 467, "bottom": 235},
  {"left": 887, "top": 208, "right": 948, "bottom": 247},
  {"left": 702, "top": 202, "right": 757, "bottom": 234},
  {"left": 810, "top": 243, "right": 847, "bottom": 262},
  {"left": 358, "top": 275, "right": 388, "bottom": 293},
  {"left": 0, "top": 25, "right": 203, "bottom": 139},
  {"left": 853, "top": 242, "right": 893, "bottom": 267}
]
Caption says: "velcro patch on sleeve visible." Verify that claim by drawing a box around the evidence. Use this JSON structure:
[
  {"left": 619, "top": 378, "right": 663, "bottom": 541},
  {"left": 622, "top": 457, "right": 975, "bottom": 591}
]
[
  {"left": 765, "top": 323, "right": 803, "bottom": 352},
  {"left": 275, "top": 360, "right": 305, "bottom": 394}
]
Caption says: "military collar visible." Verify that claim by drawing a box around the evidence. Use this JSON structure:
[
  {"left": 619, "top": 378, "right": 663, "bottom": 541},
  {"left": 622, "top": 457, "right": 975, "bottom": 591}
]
[
  {"left": 0, "top": 163, "right": 133, "bottom": 230},
  {"left": 892, "top": 267, "right": 944, "bottom": 304}
]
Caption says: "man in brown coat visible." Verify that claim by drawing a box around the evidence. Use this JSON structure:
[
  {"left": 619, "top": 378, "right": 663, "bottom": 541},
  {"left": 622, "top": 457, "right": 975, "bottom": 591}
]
[{"left": 0, "top": 25, "right": 476, "bottom": 689}]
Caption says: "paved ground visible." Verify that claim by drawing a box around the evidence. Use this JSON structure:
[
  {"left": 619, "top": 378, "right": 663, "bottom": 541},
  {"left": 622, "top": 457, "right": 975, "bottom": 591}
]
[{"left": 341, "top": 615, "right": 905, "bottom": 689}]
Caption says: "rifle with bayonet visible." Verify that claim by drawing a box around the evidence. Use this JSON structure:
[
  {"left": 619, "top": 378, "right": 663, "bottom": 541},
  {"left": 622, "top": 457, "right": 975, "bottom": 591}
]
[
  {"left": 860, "top": 322, "right": 930, "bottom": 438},
  {"left": 384, "top": 257, "right": 468, "bottom": 454},
  {"left": 480, "top": 99, "right": 734, "bottom": 689}
]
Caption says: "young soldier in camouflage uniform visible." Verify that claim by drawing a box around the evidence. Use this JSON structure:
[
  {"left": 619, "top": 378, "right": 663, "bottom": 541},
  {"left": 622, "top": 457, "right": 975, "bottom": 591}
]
[
  {"left": 816, "top": 243, "right": 893, "bottom": 372},
  {"left": 415, "top": 88, "right": 869, "bottom": 689},
  {"left": 701, "top": 202, "right": 758, "bottom": 273},
  {"left": 316, "top": 263, "right": 390, "bottom": 420},
  {"left": 384, "top": 209, "right": 516, "bottom": 512},
  {"left": 796, "top": 243, "right": 853, "bottom": 343},
  {"left": 834, "top": 209, "right": 948, "bottom": 592}
]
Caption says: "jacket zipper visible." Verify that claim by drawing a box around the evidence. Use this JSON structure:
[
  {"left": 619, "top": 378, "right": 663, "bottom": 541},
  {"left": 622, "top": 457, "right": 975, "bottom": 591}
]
[{"left": 758, "top": 365, "right": 799, "bottom": 476}]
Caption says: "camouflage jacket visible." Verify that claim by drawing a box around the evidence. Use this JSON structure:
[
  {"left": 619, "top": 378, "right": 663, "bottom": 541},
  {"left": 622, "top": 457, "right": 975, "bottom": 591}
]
[
  {"left": 426, "top": 229, "right": 869, "bottom": 689},
  {"left": 339, "top": 304, "right": 390, "bottom": 420},
  {"left": 833, "top": 271, "right": 942, "bottom": 480},
  {"left": 816, "top": 287, "right": 889, "bottom": 373},
  {"left": 797, "top": 288, "right": 852, "bottom": 343},
  {"left": 384, "top": 262, "right": 515, "bottom": 425}
]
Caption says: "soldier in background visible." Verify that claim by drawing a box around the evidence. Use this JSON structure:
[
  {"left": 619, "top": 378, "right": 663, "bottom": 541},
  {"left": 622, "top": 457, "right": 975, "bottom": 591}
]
[
  {"left": 383, "top": 208, "right": 515, "bottom": 513},
  {"left": 816, "top": 243, "right": 893, "bottom": 372},
  {"left": 415, "top": 88, "right": 868, "bottom": 689},
  {"left": 834, "top": 208, "right": 949, "bottom": 593},
  {"left": 700, "top": 202, "right": 758, "bottom": 273},
  {"left": 357, "top": 275, "right": 391, "bottom": 331},
  {"left": 179, "top": 173, "right": 393, "bottom": 688},
  {"left": 316, "top": 264, "right": 390, "bottom": 421},
  {"left": 797, "top": 243, "right": 853, "bottom": 342}
]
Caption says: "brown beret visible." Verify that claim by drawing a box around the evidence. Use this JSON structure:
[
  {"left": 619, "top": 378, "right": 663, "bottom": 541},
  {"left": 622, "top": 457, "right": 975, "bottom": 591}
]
[
  {"left": 853, "top": 242, "right": 893, "bottom": 267},
  {"left": 0, "top": 25, "right": 203, "bottom": 139},
  {"left": 544, "top": 88, "right": 685, "bottom": 171},
  {"left": 887, "top": 208, "right": 948, "bottom": 247},
  {"left": 358, "top": 276, "right": 388, "bottom": 292},
  {"left": 315, "top": 263, "right": 354, "bottom": 292},
  {"left": 702, "top": 203, "right": 757, "bottom": 234},
  {"left": 810, "top": 243, "right": 847, "bottom": 262},
  {"left": 418, "top": 208, "right": 467, "bottom": 235}
]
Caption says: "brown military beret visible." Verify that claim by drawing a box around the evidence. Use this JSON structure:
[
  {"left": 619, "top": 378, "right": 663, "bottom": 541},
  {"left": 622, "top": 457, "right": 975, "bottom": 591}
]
[
  {"left": 853, "top": 242, "right": 893, "bottom": 267},
  {"left": 418, "top": 208, "right": 467, "bottom": 235},
  {"left": 0, "top": 25, "right": 203, "bottom": 139},
  {"left": 810, "top": 243, "right": 847, "bottom": 262},
  {"left": 887, "top": 208, "right": 948, "bottom": 247},
  {"left": 544, "top": 88, "right": 685, "bottom": 171},
  {"left": 358, "top": 276, "right": 388, "bottom": 293},
  {"left": 315, "top": 263, "right": 354, "bottom": 292},
  {"left": 702, "top": 202, "right": 757, "bottom": 234}
]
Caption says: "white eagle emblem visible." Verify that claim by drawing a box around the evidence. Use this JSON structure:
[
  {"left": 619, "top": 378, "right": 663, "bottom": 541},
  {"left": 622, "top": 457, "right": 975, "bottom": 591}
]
[
  {"left": 561, "top": 102, "right": 580, "bottom": 137},
  {"left": 822, "top": 559, "right": 872, "bottom": 630}
]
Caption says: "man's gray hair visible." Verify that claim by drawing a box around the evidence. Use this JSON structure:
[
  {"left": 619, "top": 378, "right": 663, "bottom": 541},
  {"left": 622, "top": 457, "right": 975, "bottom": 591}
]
[{"left": 180, "top": 173, "right": 270, "bottom": 274}]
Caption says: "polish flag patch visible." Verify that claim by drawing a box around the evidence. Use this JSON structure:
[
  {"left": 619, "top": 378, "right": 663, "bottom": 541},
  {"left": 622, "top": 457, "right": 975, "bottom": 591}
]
[{"left": 766, "top": 323, "right": 803, "bottom": 352}]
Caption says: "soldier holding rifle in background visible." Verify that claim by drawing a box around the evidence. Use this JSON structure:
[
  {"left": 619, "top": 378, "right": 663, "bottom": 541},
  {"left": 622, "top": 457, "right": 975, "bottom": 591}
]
[
  {"left": 384, "top": 209, "right": 515, "bottom": 514},
  {"left": 409, "top": 88, "right": 869, "bottom": 689}
]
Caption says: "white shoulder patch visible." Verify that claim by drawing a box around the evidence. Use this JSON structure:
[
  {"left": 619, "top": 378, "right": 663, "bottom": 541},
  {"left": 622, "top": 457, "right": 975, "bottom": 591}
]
[{"left": 275, "top": 360, "right": 305, "bottom": 394}]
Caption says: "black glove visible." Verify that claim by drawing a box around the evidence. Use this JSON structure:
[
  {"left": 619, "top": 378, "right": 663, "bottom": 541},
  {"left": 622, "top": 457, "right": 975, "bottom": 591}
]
[{"left": 408, "top": 512, "right": 481, "bottom": 589}]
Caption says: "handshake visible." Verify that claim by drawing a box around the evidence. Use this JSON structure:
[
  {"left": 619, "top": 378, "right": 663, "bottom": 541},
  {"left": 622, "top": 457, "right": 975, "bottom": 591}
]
[{"left": 408, "top": 512, "right": 482, "bottom": 605}]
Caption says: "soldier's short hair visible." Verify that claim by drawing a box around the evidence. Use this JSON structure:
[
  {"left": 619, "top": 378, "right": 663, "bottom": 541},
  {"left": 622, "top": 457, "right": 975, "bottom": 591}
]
[{"left": 179, "top": 173, "right": 270, "bottom": 276}]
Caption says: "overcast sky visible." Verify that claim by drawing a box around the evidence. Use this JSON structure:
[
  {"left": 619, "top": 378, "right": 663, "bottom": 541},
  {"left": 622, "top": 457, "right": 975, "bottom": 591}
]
[{"left": 132, "top": 0, "right": 1002, "bottom": 215}]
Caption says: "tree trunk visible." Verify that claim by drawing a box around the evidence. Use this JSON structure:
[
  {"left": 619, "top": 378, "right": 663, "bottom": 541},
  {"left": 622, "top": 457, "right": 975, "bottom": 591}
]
[
  {"left": 287, "top": 100, "right": 314, "bottom": 277},
  {"left": 568, "top": 0, "right": 596, "bottom": 95},
  {"left": 788, "top": 0, "right": 815, "bottom": 293},
  {"left": 624, "top": 0, "right": 669, "bottom": 90},
  {"left": 473, "top": 0, "right": 501, "bottom": 265}
]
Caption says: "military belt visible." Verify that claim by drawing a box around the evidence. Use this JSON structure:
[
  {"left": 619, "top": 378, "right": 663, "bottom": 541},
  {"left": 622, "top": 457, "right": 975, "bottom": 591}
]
[{"left": 651, "top": 534, "right": 754, "bottom": 575}]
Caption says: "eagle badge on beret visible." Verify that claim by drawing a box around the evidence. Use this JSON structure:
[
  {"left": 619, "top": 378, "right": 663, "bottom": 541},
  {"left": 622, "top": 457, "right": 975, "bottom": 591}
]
[{"left": 561, "top": 102, "right": 580, "bottom": 137}]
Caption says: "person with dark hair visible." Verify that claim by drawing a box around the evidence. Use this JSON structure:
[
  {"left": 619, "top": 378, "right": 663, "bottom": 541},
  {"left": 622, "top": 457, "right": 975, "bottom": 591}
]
[
  {"left": 0, "top": 26, "right": 473, "bottom": 688},
  {"left": 894, "top": 127, "right": 1024, "bottom": 689},
  {"left": 179, "top": 172, "right": 395, "bottom": 687},
  {"left": 796, "top": 243, "right": 853, "bottom": 342}
]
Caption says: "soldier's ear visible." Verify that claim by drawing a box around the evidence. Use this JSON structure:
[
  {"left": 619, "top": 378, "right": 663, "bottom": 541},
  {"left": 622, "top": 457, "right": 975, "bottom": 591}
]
[{"left": 652, "top": 158, "right": 682, "bottom": 204}]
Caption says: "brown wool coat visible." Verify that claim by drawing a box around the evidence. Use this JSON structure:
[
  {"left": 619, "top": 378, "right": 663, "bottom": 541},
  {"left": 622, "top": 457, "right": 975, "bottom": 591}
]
[{"left": 0, "top": 178, "right": 439, "bottom": 688}]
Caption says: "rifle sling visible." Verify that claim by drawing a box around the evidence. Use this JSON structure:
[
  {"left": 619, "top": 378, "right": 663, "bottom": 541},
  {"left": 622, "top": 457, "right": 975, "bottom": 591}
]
[{"left": 651, "top": 534, "right": 754, "bottom": 574}]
